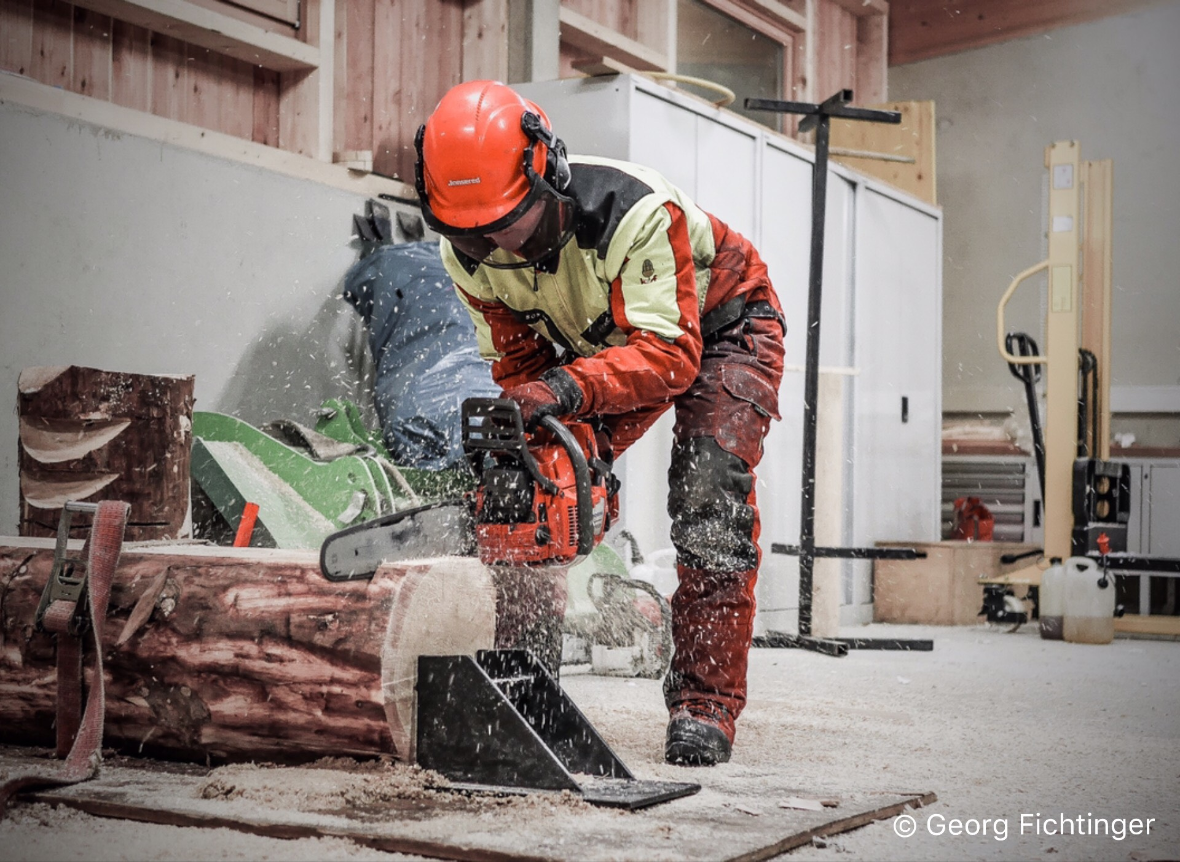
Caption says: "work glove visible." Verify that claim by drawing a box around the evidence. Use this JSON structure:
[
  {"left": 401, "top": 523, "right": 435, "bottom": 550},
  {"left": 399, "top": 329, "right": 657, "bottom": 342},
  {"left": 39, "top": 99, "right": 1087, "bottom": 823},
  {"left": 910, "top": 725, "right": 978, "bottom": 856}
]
[
  {"left": 502, "top": 381, "right": 563, "bottom": 426},
  {"left": 504, "top": 369, "right": 584, "bottom": 426}
]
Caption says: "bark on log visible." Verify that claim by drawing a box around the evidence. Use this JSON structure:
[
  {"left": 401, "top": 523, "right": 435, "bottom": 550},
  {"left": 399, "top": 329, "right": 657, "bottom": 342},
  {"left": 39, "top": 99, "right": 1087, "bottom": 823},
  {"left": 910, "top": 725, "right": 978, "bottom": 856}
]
[
  {"left": 0, "top": 539, "right": 497, "bottom": 764},
  {"left": 18, "top": 365, "right": 195, "bottom": 541}
]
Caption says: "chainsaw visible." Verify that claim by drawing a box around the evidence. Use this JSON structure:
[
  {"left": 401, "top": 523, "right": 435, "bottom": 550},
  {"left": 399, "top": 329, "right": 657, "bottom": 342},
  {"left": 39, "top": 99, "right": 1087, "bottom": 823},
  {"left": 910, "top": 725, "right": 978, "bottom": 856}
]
[{"left": 319, "top": 398, "right": 618, "bottom": 581}]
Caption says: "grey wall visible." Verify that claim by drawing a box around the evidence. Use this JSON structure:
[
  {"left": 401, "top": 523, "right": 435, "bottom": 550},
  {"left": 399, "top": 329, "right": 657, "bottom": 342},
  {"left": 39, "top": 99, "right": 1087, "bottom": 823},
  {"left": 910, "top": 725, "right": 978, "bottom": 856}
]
[
  {"left": 0, "top": 102, "right": 417, "bottom": 534},
  {"left": 889, "top": 3, "right": 1180, "bottom": 435}
]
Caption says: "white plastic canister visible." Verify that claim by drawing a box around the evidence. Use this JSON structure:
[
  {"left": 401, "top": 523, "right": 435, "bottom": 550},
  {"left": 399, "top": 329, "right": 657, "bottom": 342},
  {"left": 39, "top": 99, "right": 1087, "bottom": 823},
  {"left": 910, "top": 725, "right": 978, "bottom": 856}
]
[
  {"left": 1038, "top": 560, "right": 1066, "bottom": 640},
  {"left": 1062, "top": 556, "right": 1116, "bottom": 644}
]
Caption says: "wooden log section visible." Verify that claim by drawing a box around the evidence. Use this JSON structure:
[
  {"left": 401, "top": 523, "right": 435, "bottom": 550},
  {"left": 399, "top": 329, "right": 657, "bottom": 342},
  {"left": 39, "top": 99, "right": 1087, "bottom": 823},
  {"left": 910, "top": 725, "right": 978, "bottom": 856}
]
[
  {"left": 18, "top": 365, "right": 195, "bottom": 541},
  {"left": 0, "top": 539, "right": 500, "bottom": 764}
]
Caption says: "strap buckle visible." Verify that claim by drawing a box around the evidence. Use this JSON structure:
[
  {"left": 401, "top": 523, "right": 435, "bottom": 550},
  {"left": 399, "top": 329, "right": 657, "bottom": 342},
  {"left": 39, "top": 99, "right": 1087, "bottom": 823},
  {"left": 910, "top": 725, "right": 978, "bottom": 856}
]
[{"left": 34, "top": 502, "right": 100, "bottom": 637}]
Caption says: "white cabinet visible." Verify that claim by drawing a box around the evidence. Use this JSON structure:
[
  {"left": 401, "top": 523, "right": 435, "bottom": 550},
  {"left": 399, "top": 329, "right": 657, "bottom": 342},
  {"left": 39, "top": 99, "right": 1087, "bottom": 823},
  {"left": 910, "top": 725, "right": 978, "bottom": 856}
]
[
  {"left": 518, "top": 75, "right": 943, "bottom": 629},
  {"left": 1125, "top": 460, "right": 1180, "bottom": 557}
]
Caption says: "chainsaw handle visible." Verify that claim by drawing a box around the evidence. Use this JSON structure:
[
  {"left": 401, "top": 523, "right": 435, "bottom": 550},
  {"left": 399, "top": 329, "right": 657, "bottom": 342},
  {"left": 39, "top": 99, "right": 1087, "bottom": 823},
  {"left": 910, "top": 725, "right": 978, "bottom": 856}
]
[{"left": 537, "top": 414, "right": 596, "bottom": 558}]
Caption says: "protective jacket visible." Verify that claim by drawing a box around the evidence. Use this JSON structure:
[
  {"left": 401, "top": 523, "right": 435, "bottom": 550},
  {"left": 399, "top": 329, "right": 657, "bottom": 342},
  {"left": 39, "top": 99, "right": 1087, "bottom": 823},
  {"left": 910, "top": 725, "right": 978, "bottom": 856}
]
[{"left": 442, "top": 155, "right": 783, "bottom": 418}]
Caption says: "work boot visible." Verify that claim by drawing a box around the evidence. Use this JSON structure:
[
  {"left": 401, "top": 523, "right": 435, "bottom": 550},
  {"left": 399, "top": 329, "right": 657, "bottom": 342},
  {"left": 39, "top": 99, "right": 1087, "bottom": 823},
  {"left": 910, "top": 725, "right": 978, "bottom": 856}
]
[{"left": 664, "top": 702, "right": 733, "bottom": 766}]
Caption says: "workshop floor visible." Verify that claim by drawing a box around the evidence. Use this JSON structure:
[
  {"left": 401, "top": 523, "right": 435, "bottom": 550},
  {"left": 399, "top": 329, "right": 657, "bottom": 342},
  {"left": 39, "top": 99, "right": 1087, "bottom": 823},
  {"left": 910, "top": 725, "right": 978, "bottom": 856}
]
[{"left": 1, "top": 623, "right": 1176, "bottom": 862}]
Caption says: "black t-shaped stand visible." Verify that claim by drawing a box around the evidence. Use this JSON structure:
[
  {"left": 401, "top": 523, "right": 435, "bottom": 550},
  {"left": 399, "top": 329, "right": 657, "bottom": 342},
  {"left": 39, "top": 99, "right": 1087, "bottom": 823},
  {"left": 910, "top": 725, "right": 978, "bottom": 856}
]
[{"left": 746, "top": 90, "right": 932, "bottom": 657}]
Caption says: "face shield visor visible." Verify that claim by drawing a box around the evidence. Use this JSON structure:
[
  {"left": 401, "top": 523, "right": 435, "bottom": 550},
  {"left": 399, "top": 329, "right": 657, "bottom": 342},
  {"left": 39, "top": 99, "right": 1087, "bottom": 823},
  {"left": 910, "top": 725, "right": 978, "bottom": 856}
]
[{"left": 416, "top": 115, "right": 576, "bottom": 269}]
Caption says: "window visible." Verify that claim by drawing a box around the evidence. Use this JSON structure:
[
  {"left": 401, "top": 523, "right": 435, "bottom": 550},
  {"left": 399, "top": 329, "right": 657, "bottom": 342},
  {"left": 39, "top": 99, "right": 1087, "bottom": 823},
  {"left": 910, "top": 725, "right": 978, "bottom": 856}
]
[{"left": 676, "top": 0, "right": 786, "bottom": 130}]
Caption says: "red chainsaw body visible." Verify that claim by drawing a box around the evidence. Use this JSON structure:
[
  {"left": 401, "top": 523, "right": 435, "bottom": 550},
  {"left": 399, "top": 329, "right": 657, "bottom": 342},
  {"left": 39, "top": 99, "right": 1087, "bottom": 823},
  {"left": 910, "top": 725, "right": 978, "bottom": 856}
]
[{"left": 473, "top": 420, "right": 612, "bottom": 567}]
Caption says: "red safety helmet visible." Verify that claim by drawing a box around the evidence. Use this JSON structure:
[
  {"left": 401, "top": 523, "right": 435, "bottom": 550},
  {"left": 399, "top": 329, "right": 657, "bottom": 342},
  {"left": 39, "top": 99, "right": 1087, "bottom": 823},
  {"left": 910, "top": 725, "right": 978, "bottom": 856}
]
[{"left": 415, "top": 80, "right": 575, "bottom": 269}]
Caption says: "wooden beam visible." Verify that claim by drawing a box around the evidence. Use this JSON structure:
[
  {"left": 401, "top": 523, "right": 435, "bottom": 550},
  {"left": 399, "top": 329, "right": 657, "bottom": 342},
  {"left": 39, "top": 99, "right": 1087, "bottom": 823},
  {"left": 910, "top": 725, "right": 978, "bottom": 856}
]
[
  {"left": 278, "top": 0, "right": 333, "bottom": 160},
  {"left": 743, "top": 0, "right": 808, "bottom": 31},
  {"left": 462, "top": 0, "right": 509, "bottom": 82},
  {"left": 67, "top": 0, "right": 319, "bottom": 71},
  {"left": 828, "top": 0, "right": 888, "bottom": 17},
  {"left": 1115, "top": 614, "right": 1180, "bottom": 638},
  {"left": 889, "top": 0, "right": 1161, "bottom": 66},
  {"left": 558, "top": 6, "right": 667, "bottom": 72},
  {"left": 1081, "top": 159, "right": 1114, "bottom": 459},
  {"left": 0, "top": 72, "right": 416, "bottom": 200},
  {"left": 856, "top": 8, "right": 888, "bottom": 103}
]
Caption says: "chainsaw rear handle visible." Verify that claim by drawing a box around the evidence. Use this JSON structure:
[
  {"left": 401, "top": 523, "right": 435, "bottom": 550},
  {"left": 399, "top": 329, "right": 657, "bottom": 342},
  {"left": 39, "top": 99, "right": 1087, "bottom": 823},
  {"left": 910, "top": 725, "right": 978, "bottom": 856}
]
[
  {"left": 996, "top": 259, "right": 1050, "bottom": 366},
  {"left": 536, "top": 414, "right": 596, "bottom": 559}
]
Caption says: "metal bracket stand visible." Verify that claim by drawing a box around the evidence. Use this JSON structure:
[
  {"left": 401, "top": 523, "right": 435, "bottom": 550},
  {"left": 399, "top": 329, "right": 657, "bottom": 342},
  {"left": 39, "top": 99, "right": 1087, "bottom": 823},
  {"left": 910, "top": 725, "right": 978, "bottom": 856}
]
[
  {"left": 416, "top": 650, "right": 699, "bottom": 809},
  {"left": 746, "top": 91, "right": 932, "bottom": 656}
]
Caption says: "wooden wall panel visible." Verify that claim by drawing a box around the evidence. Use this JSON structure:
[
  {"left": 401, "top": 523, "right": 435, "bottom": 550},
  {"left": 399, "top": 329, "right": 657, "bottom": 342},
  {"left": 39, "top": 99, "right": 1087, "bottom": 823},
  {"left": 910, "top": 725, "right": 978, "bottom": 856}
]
[
  {"left": 331, "top": 0, "right": 347, "bottom": 155},
  {"left": 0, "top": 0, "right": 35, "bottom": 76},
  {"left": 371, "top": 0, "right": 401, "bottom": 179},
  {"left": 149, "top": 33, "right": 186, "bottom": 122},
  {"left": 252, "top": 67, "right": 281, "bottom": 146},
  {"left": 855, "top": 11, "right": 887, "bottom": 104},
  {"left": 185, "top": 47, "right": 221, "bottom": 129},
  {"left": 813, "top": 0, "right": 858, "bottom": 101},
  {"left": 5, "top": 0, "right": 912, "bottom": 177},
  {"left": 462, "top": 0, "right": 508, "bottom": 82},
  {"left": 831, "top": 100, "right": 936, "bottom": 205},
  {"left": 370, "top": 0, "right": 465, "bottom": 181},
  {"left": 342, "top": 0, "right": 374, "bottom": 154},
  {"left": 563, "top": 0, "right": 637, "bottom": 41},
  {"left": 70, "top": 6, "right": 110, "bottom": 99},
  {"left": 110, "top": 19, "right": 150, "bottom": 111},
  {"left": 14, "top": 0, "right": 299, "bottom": 152},
  {"left": 31, "top": 0, "right": 73, "bottom": 88},
  {"left": 219, "top": 54, "right": 256, "bottom": 140}
]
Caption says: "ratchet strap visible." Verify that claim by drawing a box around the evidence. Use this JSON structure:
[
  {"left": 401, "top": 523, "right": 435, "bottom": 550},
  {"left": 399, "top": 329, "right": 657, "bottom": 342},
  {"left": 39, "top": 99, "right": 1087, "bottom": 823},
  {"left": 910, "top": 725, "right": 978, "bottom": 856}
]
[{"left": 0, "top": 500, "right": 130, "bottom": 817}]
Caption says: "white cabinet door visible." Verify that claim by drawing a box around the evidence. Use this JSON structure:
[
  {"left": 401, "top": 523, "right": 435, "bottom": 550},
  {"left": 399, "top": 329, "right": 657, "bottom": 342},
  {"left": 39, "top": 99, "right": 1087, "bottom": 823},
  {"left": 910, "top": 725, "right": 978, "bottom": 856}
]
[
  {"left": 695, "top": 115, "right": 758, "bottom": 239},
  {"left": 852, "top": 189, "right": 942, "bottom": 551},
  {"left": 1145, "top": 463, "right": 1180, "bottom": 556},
  {"left": 629, "top": 89, "right": 698, "bottom": 197}
]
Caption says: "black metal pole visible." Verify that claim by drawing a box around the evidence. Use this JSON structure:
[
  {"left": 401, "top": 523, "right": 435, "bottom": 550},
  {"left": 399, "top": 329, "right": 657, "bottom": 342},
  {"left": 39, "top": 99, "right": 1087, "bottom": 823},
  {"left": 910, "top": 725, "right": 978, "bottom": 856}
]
[
  {"left": 797, "top": 113, "right": 832, "bottom": 637},
  {"left": 746, "top": 92, "right": 932, "bottom": 655}
]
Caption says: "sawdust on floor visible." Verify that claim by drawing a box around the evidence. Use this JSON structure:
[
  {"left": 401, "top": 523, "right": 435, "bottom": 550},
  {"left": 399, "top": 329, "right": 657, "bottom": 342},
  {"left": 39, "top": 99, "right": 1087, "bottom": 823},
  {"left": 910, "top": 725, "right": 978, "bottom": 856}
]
[
  {"left": 0, "top": 624, "right": 1177, "bottom": 862},
  {"left": 196, "top": 757, "right": 591, "bottom": 815}
]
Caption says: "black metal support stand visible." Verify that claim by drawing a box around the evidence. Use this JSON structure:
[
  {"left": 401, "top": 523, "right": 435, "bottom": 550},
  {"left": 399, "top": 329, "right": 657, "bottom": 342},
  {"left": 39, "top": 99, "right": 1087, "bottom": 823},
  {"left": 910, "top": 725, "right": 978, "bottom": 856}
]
[
  {"left": 746, "top": 90, "right": 933, "bottom": 656},
  {"left": 417, "top": 650, "right": 699, "bottom": 809}
]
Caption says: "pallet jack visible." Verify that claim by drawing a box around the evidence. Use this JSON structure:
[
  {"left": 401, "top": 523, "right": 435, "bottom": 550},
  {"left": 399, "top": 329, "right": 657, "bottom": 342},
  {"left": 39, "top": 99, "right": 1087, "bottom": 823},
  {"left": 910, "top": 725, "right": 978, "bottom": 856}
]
[{"left": 989, "top": 141, "right": 1180, "bottom": 628}]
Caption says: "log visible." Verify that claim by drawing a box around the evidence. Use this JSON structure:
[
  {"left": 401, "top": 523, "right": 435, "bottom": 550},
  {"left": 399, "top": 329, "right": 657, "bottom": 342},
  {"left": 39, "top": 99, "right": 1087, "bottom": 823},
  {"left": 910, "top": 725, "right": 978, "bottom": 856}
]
[
  {"left": 0, "top": 538, "right": 498, "bottom": 764},
  {"left": 18, "top": 365, "right": 195, "bottom": 541}
]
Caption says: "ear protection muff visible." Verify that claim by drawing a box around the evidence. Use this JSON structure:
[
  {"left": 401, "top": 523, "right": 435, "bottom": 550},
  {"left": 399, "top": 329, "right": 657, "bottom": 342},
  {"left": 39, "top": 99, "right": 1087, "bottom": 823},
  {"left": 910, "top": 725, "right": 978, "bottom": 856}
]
[{"left": 521, "top": 111, "right": 571, "bottom": 192}]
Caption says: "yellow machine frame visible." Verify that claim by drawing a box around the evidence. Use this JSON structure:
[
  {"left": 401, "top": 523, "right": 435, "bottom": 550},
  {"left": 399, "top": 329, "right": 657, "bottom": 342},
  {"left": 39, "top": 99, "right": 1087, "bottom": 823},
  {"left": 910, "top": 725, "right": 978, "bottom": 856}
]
[{"left": 994, "top": 141, "right": 1113, "bottom": 587}]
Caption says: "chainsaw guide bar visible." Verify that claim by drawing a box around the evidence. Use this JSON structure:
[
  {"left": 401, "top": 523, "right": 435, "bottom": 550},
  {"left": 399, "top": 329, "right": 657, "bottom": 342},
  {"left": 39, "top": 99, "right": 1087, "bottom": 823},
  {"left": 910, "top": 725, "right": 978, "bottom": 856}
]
[{"left": 319, "top": 500, "right": 476, "bottom": 581}]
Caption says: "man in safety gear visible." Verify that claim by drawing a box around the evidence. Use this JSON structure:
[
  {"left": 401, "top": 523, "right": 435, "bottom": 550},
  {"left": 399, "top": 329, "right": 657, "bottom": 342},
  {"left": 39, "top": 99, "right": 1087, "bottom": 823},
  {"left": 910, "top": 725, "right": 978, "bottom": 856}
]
[{"left": 416, "top": 80, "right": 785, "bottom": 767}]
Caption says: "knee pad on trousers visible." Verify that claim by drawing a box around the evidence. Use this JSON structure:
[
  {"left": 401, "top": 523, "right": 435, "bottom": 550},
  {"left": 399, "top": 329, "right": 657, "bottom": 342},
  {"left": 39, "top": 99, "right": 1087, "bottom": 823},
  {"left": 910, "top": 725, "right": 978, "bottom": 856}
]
[{"left": 668, "top": 437, "right": 757, "bottom": 573}]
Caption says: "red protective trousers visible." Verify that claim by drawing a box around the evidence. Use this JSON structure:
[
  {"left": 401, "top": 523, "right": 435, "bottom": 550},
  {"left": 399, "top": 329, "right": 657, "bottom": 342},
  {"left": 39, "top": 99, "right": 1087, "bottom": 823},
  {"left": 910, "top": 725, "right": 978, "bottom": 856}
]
[{"left": 604, "top": 299, "right": 784, "bottom": 743}]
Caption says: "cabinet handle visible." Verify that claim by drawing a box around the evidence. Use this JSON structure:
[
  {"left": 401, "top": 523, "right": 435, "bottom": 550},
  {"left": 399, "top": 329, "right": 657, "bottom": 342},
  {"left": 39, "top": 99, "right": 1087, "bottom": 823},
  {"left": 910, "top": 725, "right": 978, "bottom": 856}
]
[{"left": 901, "top": 396, "right": 909, "bottom": 424}]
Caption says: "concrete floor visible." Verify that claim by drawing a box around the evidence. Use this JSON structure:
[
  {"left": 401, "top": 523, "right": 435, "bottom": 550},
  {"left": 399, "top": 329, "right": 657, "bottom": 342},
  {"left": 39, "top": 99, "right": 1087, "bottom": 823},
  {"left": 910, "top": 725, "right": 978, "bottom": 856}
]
[
  {"left": 568, "top": 623, "right": 1180, "bottom": 861},
  {"left": 1, "top": 623, "right": 1176, "bottom": 861}
]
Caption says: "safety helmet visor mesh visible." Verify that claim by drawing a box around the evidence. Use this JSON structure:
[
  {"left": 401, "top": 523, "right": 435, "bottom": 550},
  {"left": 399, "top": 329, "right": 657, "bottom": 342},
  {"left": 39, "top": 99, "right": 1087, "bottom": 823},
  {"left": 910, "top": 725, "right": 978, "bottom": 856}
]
[{"left": 439, "top": 174, "right": 574, "bottom": 269}]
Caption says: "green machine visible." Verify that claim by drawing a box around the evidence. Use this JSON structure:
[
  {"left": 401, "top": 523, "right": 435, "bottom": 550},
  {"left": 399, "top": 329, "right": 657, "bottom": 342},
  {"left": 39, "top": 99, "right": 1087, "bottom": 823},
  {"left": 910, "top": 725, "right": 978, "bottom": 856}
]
[{"left": 190, "top": 401, "right": 669, "bottom": 678}]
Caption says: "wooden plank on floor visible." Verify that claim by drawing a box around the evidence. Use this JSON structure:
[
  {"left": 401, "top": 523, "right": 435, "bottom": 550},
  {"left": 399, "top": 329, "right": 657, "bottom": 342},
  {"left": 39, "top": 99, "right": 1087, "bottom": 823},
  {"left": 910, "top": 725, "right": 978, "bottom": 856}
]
[
  {"left": 1116, "top": 614, "right": 1180, "bottom": 637},
  {"left": 1, "top": 748, "right": 935, "bottom": 862}
]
